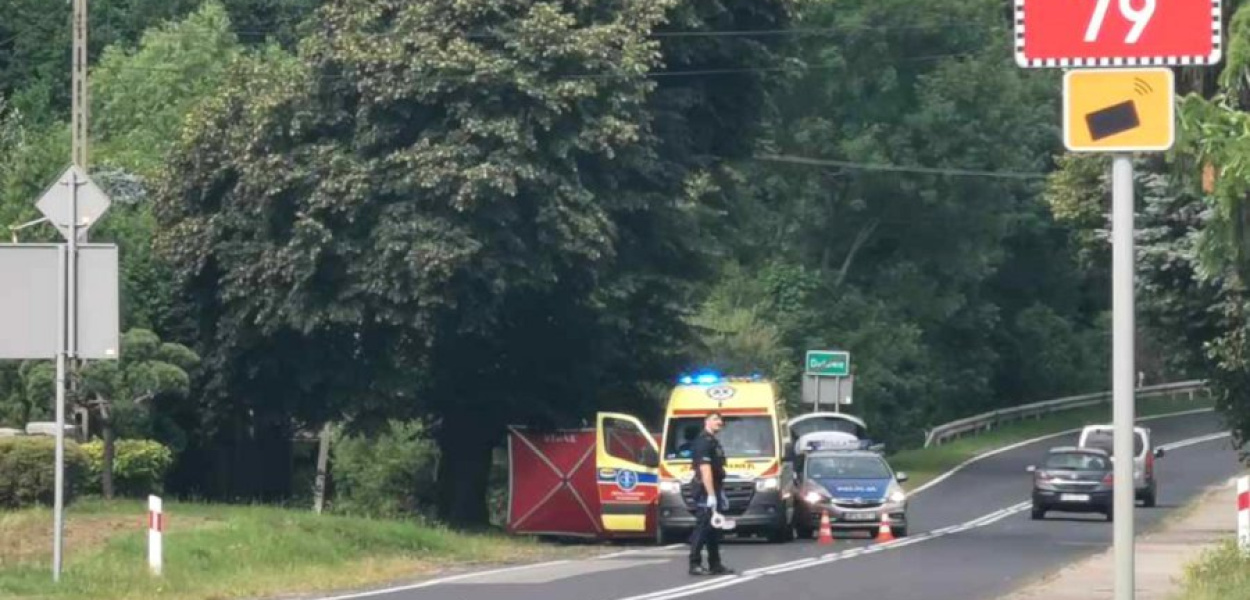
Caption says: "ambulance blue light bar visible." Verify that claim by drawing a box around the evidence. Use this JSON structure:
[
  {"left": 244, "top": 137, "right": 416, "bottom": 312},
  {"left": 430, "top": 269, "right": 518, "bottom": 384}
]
[
  {"left": 678, "top": 371, "right": 723, "bottom": 385},
  {"left": 676, "top": 372, "right": 765, "bottom": 385}
]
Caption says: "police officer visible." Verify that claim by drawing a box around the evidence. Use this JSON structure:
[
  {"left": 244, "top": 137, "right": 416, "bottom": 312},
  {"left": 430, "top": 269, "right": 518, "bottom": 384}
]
[{"left": 688, "top": 412, "right": 734, "bottom": 576}]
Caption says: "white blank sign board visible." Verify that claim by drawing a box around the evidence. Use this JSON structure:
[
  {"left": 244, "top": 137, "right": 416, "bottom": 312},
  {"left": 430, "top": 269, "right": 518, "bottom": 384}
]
[{"left": 0, "top": 244, "right": 119, "bottom": 360}]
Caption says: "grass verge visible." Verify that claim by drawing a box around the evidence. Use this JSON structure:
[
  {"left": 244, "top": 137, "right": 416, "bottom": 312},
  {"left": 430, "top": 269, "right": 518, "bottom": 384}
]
[
  {"left": 891, "top": 394, "right": 1214, "bottom": 492},
  {"left": 0, "top": 498, "right": 589, "bottom": 600},
  {"left": 1175, "top": 540, "right": 1250, "bottom": 600}
]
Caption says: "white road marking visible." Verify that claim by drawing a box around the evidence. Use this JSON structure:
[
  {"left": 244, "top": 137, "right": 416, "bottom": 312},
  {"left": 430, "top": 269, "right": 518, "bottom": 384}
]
[
  {"left": 596, "top": 543, "right": 687, "bottom": 560},
  {"left": 1158, "top": 431, "right": 1231, "bottom": 451},
  {"left": 312, "top": 560, "right": 573, "bottom": 600}
]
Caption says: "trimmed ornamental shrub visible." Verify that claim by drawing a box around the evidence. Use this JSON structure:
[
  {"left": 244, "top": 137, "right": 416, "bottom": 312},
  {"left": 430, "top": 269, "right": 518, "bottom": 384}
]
[
  {"left": 80, "top": 439, "right": 174, "bottom": 497},
  {"left": 0, "top": 436, "right": 88, "bottom": 508}
]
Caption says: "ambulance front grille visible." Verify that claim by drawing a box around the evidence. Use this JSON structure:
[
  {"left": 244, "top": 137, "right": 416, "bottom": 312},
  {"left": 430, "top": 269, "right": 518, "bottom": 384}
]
[{"left": 681, "top": 481, "right": 755, "bottom": 515}]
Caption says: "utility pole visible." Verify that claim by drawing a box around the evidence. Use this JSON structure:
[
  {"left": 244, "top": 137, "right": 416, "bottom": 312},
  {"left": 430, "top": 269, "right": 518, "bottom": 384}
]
[{"left": 72, "top": 0, "right": 88, "bottom": 171}]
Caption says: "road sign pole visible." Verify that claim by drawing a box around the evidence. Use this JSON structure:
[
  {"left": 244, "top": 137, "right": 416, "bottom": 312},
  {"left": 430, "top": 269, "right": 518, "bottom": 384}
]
[
  {"left": 52, "top": 245, "right": 66, "bottom": 582},
  {"left": 52, "top": 171, "right": 83, "bottom": 582},
  {"left": 834, "top": 378, "right": 842, "bottom": 414},
  {"left": 814, "top": 376, "right": 821, "bottom": 412},
  {"left": 1111, "top": 154, "right": 1136, "bottom": 600}
]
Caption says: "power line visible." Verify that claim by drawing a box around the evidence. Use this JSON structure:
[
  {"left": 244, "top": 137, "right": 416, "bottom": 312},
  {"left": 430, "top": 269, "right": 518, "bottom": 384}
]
[{"left": 755, "top": 154, "right": 1048, "bottom": 180}]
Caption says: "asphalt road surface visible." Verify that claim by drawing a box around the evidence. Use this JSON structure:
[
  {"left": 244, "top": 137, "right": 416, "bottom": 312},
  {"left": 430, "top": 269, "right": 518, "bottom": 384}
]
[{"left": 317, "top": 410, "right": 1241, "bottom": 600}]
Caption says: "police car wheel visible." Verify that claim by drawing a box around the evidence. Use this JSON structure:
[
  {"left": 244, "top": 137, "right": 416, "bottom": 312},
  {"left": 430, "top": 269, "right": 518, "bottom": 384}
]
[{"left": 796, "top": 525, "right": 814, "bottom": 539}]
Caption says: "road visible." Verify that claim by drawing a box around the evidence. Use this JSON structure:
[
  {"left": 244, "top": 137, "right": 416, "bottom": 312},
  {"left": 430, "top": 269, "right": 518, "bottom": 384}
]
[{"left": 317, "top": 410, "right": 1241, "bottom": 600}]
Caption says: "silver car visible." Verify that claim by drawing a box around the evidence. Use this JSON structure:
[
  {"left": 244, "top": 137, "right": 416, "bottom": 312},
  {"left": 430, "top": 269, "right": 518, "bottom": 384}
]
[{"left": 1077, "top": 425, "right": 1165, "bottom": 507}]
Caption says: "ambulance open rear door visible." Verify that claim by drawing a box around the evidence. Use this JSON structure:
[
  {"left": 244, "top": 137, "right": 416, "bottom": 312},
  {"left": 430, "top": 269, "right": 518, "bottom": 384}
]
[{"left": 595, "top": 412, "right": 660, "bottom": 534}]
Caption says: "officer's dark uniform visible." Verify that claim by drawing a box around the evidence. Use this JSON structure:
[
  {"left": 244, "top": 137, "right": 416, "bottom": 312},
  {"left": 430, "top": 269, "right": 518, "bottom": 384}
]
[{"left": 688, "top": 429, "right": 728, "bottom": 574}]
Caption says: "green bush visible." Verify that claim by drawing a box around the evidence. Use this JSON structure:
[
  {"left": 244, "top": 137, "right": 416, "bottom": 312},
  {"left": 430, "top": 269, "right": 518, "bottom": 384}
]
[
  {"left": 80, "top": 439, "right": 174, "bottom": 497},
  {"left": 0, "top": 436, "right": 88, "bottom": 508},
  {"left": 1179, "top": 540, "right": 1250, "bottom": 600},
  {"left": 331, "top": 420, "right": 439, "bottom": 518}
]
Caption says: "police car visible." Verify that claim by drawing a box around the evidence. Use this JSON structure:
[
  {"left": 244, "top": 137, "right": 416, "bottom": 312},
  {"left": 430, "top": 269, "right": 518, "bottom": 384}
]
[{"left": 793, "top": 435, "right": 909, "bottom": 539}]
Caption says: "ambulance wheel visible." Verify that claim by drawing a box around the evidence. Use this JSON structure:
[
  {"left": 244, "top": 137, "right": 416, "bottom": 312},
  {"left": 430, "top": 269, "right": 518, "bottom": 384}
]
[{"left": 767, "top": 518, "right": 795, "bottom": 543}]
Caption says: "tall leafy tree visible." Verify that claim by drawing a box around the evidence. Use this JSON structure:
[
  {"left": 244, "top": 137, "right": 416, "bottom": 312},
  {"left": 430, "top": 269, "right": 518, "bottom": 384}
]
[{"left": 155, "top": 0, "right": 789, "bottom": 522}]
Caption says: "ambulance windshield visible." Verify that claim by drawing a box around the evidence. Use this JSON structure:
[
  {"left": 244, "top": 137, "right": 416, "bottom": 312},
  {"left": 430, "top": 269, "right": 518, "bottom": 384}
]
[{"left": 664, "top": 416, "right": 776, "bottom": 460}]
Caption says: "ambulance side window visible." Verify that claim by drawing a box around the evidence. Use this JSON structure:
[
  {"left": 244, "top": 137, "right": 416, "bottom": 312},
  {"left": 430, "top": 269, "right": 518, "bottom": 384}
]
[{"left": 604, "top": 417, "right": 657, "bottom": 467}]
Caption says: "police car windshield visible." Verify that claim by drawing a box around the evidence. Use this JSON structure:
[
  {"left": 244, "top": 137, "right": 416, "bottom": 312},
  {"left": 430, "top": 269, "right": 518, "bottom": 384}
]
[
  {"left": 806, "top": 455, "right": 891, "bottom": 479},
  {"left": 664, "top": 416, "right": 776, "bottom": 459}
]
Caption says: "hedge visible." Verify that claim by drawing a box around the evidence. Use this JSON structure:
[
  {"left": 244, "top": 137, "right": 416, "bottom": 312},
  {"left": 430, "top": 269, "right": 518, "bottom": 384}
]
[
  {"left": 81, "top": 439, "right": 173, "bottom": 497},
  {"left": 0, "top": 437, "right": 88, "bottom": 509}
]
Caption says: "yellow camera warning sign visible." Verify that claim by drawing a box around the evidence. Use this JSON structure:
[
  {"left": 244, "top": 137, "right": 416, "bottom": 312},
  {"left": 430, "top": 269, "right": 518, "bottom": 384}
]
[{"left": 1063, "top": 68, "right": 1174, "bottom": 153}]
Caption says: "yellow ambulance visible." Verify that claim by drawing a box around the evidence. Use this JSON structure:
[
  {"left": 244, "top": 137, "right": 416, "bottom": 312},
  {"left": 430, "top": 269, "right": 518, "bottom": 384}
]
[{"left": 652, "top": 372, "right": 796, "bottom": 544}]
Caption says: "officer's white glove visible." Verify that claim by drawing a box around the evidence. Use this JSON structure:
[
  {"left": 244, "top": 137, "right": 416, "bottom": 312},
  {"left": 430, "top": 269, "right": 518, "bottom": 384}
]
[{"left": 703, "top": 495, "right": 717, "bottom": 509}]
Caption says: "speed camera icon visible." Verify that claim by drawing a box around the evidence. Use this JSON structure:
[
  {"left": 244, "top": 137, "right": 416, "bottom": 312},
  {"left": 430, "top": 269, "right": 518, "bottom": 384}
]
[{"left": 1085, "top": 100, "right": 1141, "bottom": 141}]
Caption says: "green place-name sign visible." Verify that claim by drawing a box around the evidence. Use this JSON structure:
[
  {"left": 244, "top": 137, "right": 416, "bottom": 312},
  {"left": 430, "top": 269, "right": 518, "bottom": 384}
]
[{"left": 806, "top": 350, "right": 850, "bottom": 377}]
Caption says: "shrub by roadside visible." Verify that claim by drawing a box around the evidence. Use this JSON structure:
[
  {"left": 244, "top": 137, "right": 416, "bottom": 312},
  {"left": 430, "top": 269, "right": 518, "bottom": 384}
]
[
  {"left": 1177, "top": 540, "right": 1250, "bottom": 600},
  {"left": 0, "top": 437, "right": 87, "bottom": 508},
  {"left": 331, "top": 420, "right": 439, "bottom": 518},
  {"left": 80, "top": 439, "right": 173, "bottom": 497}
]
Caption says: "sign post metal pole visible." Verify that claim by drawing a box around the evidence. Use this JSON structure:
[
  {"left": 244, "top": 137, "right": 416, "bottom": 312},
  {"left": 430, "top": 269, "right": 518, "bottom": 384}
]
[
  {"left": 52, "top": 244, "right": 67, "bottom": 582},
  {"left": 1111, "top": 155, "right": 1135, "bottom": 600},
  {"left": 814, "top": 376, "right": 821, "bottom": 412},
  {"left": 52, "top": 170, "right": 83, "bottom": 582}
]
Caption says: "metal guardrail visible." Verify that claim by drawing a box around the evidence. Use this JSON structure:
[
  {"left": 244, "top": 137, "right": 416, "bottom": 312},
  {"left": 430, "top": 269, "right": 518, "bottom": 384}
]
[{"left": 922, "top": 379, "right": 1210, "bottom": 448}]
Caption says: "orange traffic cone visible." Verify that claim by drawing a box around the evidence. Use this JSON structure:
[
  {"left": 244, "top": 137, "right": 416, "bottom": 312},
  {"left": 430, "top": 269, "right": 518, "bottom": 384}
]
[
  {"left": 817, "top": 510, "right": 834, "bottom": 545},
  {"left": 875, "top": 513, "right": 895, "bottom": 542}
]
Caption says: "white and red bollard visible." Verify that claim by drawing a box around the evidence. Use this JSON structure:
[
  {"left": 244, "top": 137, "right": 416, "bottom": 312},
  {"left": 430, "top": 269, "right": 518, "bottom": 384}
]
[
  {"left": 1238, "top": 476, "right": 1248, "bottom": 557},
  {"left": 148, "top": 495, "right": 163, "bottom": 575}
]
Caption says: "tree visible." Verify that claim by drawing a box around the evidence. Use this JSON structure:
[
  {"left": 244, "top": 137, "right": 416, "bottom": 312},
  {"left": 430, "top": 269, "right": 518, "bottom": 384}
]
[
  {"left": 92, "top": 1, "right": 242, "bottom": 179},
  {"left": 689, "top": 0, "right": 1104, "bottom": 445},
  {"left": 80, "top": 329, "right": 199, "bottom": 499}
]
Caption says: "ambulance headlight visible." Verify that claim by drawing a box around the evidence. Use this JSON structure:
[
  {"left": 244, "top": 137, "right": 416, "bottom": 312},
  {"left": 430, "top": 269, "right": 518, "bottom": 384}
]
[
  {"left": 660, "top": 480, "right": 682, "bottom": 494},
  {"left": 756, "top": 477, "right": 780, "bottom": 492}
]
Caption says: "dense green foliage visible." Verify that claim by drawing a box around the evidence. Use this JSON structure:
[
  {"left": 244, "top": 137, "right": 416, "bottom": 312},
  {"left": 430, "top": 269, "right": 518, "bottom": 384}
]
[
  {"left": 2, "top": 0, "right": 1245, "bottom": 526},
  {"left": 0, "top": 437, "right": 88, "bottom": 509},
  {"left": 80, "top": 439, "right": 174, "bottom": 497},
  {"left": 329, "top": 421, "right": 439, "bottom": 518}
]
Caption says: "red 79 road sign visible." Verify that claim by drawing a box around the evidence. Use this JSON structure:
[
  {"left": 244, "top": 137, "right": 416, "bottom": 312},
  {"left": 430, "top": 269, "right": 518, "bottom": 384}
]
[{"left": 1015, "top": 0, "right": 1222, "bottom": 68}]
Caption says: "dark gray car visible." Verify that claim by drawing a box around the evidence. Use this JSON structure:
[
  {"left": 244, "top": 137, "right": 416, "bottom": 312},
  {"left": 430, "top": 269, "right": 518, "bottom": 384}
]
[{"left": 1028, "top": 446, "right": 1114, "bottom": 521}]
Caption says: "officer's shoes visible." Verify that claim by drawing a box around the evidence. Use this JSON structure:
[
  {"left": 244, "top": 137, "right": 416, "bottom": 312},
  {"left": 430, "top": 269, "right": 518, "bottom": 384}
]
[
  {"left": 688, "top": 565, "right": 711, "bottom": 576},
  {"left": 708, "top": 565, "right": 735, "bottom": 576}
]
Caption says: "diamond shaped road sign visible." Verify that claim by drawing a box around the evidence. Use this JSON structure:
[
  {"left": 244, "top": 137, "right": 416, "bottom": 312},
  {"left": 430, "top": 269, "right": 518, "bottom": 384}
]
[{"left": 35, "top": 165, "right": 111, "bottom": 240}]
